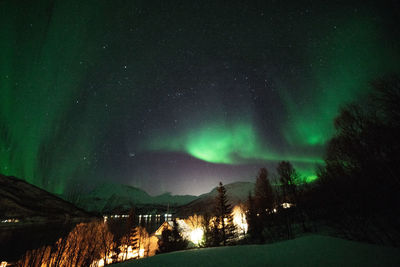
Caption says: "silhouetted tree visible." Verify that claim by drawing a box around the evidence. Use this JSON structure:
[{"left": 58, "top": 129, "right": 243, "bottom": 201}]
[
  {"left": 156, "top": 219, "right": 188, "bottom": 254},
  {"left": 277, "top": 161, "right": 298, "bottom": 239},
  {"left": 254, "top": 168, "right": 275, "bottom": 214},
  {"left": 210, "top": 216, "right": 222, "bottom": 246},
  {"left": 315, "top": 75, "right": 400, "bottom": 245},
  {"left": 214, "top": 182, "right": 236, "bottom": 246},
  {"left": 202, "top": 212, "right": 214, "bottom": 247},
  {"left": 253, "top": 167, "right": 276, "bottom": 241},
  {"left": 277, "top": 161, "right": 298, "bottom": 203},
  {"left": 246, "top": 192, "right": 263, "bottom": 243}
]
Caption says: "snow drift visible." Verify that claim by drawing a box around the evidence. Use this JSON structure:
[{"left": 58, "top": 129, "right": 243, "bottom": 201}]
[{"left": 114, "top": 235, "right": 400, "bottom": 267}]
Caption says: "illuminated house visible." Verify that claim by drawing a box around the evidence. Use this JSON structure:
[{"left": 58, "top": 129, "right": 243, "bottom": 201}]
[
  {"left": 154, "top": 221, "right": 174, "bottom": 236},
  {"left": 153, "top": 219, "right": 204, "bottom": 246}
]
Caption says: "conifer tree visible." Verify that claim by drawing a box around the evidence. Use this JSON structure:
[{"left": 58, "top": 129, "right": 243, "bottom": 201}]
[
  {"left": 246, "top": 192, "right": 263, "bottom": 243},
  {"left": 215, "top": 182, "right": 236, "bottom": 246},
  {"left": 157, "top": 219, "right": 188, "bottom": 254},
  {"left": 277, "top": 161, "right": 298, "bottom": 239},
  {"left": 254, "top": 168, "right": 275, "bottom": 222},
  {"left": 202, "top": 212, "right": 214, "bottom": 247},
  {"left": 277, "top": 161, "right": 298, "bottom": 204}
]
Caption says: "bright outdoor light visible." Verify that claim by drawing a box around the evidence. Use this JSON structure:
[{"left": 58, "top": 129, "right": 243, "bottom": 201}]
[{"left": 190, "top": 228, "right": 204, "bottom": 245}]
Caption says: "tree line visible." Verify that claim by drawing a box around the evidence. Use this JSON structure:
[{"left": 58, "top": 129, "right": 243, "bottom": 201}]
[
  {"left": 16, "top": 208, "right": 152, "bottom": 266},
  {"left": 245, "top": 75, "right": 400, "bottom": 246},
  {"left": 306, "top": 75, "right": 400, "bottom": 246},
  {"left": 246, "top": 162, "right": 307, "bottom": 244}
]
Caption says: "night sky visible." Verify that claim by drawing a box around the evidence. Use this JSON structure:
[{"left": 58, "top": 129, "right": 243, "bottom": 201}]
[{"left": 1, "top": 0, "right": 399, "bottom": 195}]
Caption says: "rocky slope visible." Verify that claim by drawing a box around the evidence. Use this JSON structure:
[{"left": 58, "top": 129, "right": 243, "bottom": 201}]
[{"left": 0, "top": 174, "right": 92, "bottom": 223}]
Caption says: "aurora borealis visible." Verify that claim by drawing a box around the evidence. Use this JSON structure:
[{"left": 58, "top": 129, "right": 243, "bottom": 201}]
[{"left": 1, "top": 0, "right": 399, "bottom": 195}]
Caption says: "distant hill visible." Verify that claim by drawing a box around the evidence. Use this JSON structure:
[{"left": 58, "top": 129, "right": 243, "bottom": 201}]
[
  {"left": 77, "top": 182, "right": 197, "bottom": 213},
  {"left": 78, "top": 182, "right": 153, "bottom": 212},
  {"left": 75, "top": 181, "right": 253, "bottom": 214},
  {"left": 152, "top": 192, "right": 198, "bottom": 206},
  {"left": 0, "top": 174, "right": 92, "bottom": 223},
  {"left": 177, "top": 182, "right": 254, "bottom": 216},
  {"left": 0, "top": 175, "right": 254, "bottom": 217}
]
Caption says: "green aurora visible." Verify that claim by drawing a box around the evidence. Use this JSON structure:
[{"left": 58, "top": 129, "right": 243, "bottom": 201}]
[
  {"left": 0, "top": 1, "right": 399, "bottom": 194},
  {"left": 0, "top": 1, "right": 111, "bottom": 193},
  {"left": 144, "top": 11, "right": 399, "bottom": 184},
  {"left": 283, "top": 14, "right": 400, "bottom": 147},
  {"left": 146, "top": 121, "right": 324, "bottom": 165}
]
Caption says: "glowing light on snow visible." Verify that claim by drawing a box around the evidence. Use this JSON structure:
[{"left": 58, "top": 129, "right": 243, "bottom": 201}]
[
  {"left": 189, "top": 228, "right": 204, "bottom": 245},
  {"left": 282, "top": 202, "right": 293, "bottom": 209},
  {"left": 232, "top": 205, "right": 248, "bottom": 235},
  {"left": 97, "top": 257, "right": 113, "bottom": 267},
  {"left": 1, "top": 218, "right": 19, "bottom": 223}
]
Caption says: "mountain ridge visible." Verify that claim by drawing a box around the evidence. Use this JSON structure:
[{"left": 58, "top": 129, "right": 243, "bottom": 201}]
[
  {"left": 77, "top": 182, "right": 198, "bottom": 213},
  {"left": 1, "top": 173, "right": 255, "bottom": 216},
  {"left": 177, "top": 181, "right": 255, "bottom": 216},
  {"left": 76, "top": 181, "right": 254, "bottom": 214},
  {"left": 0, "top": 174, "right": 93, "bottom": 223}
]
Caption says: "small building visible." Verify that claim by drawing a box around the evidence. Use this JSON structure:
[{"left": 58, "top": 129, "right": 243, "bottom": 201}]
[{"left": 154, "top": 221, "right": 174, "bottom": 237}]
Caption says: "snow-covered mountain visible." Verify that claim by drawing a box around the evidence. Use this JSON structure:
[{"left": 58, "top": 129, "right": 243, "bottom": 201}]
[
  {"left": 152, "top": 192, "right": 198, "bottom": 206},
  {"left": 178, "top": 182, "right": 254, "bottom": 216},
  {"left": 79, "top": 182, "right": 153, "bottom": 212},
  {"left": 77, "top": 182, "right": 197, "bottom": 213},
  {"left": 76, "top": 181, "right": 254, "bottom": 214},
  {"left": 0, "top": 174, "right": 254, "bottom": 217},
  {"left": 198, "top": 181, "right": 255, "bottom": 201}
]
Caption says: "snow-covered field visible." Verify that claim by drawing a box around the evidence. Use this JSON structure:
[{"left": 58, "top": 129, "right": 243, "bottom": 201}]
[{"left": 114, "top": 235, "right": 400, "bottom": 267}]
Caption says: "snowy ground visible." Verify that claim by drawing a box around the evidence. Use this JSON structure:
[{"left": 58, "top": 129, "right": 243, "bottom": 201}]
[{"left": 114, "top": 235, "right": 400, "bottom": 267}]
